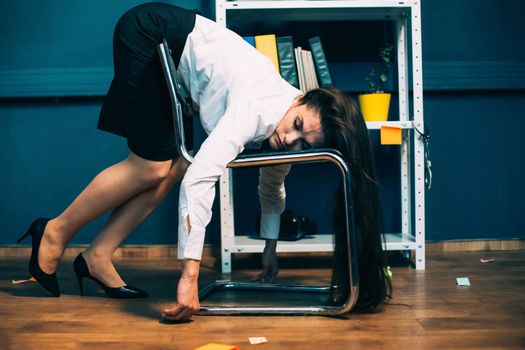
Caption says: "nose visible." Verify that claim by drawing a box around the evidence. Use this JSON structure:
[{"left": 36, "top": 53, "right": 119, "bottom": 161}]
[{"left": 285, "top": 131, "right": 301, "bottom": 150}]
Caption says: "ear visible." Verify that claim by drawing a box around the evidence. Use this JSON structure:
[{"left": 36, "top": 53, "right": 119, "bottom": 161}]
[{"left": 291, "top": 96, "right": 303, "bottom": 107}]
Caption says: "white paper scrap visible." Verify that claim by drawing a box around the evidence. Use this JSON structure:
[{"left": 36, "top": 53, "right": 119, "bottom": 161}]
[
  {"left": 249, "top": 337, "right": 268, "bottom": 345},
  {"left": 456, "top": 277, "right": 471, "bottom": 286}
]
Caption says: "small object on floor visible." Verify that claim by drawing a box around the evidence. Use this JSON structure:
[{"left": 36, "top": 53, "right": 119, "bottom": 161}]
[
  {"left": 249, "top": 337, "right": 268, "bottom": 345},
  {"left": 480, "top": 258, "right": 495, "bottom": 264},
  {"left": 194, "top": 343, "right": 238, "bottom": 350},
  {"left": 456, "top": 277, "right": 471, "bottom": 286},
  {"left": 12, "top": 277, "right": 36, "bottom": 284}
]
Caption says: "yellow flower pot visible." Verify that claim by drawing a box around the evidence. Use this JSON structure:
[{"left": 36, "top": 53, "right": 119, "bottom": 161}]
[{"left": 358, "top": 93, "right": 391, "bottom": 122}]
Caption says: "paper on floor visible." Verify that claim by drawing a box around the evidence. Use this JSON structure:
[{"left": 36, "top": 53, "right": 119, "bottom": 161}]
[
  {"left": 456, "top": 277, "right": 471, "bottom": 286},
  {"left": 249, "top": 337, "right": 268, "bottom": 345}
]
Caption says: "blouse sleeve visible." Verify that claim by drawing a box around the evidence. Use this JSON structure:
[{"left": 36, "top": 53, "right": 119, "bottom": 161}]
[
  {"left": 258, "top": 164, "right": 292, "bottom": 240},
  {"left": 178, "top": 101, "right": 258, "bottom": 260}
]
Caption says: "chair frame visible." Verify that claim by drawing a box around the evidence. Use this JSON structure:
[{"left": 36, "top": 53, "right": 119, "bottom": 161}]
[{"left": 158, "top": 40, "right": 359, "bottom": 316}]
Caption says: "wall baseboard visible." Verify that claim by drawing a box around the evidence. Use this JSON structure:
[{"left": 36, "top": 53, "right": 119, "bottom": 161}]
[
  {"left": 425, "top": 239, "right": 525, "bottom": 253},
  {"left": 1, "top": 239, "right": 524, "bottom": 258}
]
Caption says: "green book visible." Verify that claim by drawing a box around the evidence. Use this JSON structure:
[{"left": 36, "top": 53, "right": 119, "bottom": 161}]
[
  {"left": 309, "top": 36, "right": 333, "bottom": 88},
  {"left": 276, "top": 36, "right": 299, "bottom": 88}
]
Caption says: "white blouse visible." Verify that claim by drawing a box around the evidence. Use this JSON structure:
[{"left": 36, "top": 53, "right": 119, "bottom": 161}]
[{"left": 176, "top": 14, "right": 302, "bottom": 260}]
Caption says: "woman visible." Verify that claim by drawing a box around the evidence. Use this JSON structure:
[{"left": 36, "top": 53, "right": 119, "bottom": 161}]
[{"left": 18, "top": 2, "right": 390, "bottom": 321}]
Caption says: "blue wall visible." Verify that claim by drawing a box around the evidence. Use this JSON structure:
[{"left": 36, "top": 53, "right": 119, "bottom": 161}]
[{"left": 1, "top": 0, "right": 524, "bottom": 245}]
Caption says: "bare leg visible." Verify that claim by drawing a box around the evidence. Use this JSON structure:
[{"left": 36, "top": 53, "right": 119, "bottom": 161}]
[
  {"left": 82, "top": 156, "right": 189, "bottom": 287},
  {"left": 38, "top": 152, "right": 173, "bottom": 274}
]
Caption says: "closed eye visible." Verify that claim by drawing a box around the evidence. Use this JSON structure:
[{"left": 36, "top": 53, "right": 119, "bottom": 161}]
[
  {"left": 294, "top": 117, "right": 312, "bottom": 150},
  {"left": 294, "top": 116, "right": 301, "bottom": 131}
]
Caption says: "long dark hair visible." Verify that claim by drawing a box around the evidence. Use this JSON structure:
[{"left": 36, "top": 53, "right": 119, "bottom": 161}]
[{"left": 298, "top": 88, "right": 391, "bottom": 310}]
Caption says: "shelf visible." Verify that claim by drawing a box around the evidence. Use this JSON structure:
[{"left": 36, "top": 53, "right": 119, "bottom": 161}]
[
  {"left": 217, "top": 0, "right": 426, "bottom": 271},
  {"left": 366, "top": 121, "right": 413, "bottom": 130},
  {"left": 230, "top": 233, "right": 415, "bottom": 254},
  {"left": 233, "top": 235, "right": 333, "bottom": 253},
  {"left": 219, "top": 1, "right": 413, "bottom": 21}
]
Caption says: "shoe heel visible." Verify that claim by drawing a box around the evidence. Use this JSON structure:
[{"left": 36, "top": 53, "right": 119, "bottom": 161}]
[
  {"left": 77, "top": 276, "right": 84, "bottom": 296},
  {"left": 73, "top": 253, "right": 88, "bottom": 296},
  {"left": 17, "top": 229, "right": 31, "bottom": 244}
]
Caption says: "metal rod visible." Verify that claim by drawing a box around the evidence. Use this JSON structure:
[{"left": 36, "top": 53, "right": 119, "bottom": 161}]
[{"left": 158, "top": 40, "right": 194, "bottom": 165}]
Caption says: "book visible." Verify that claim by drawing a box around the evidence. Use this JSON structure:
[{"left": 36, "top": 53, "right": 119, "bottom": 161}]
[
  {"left": 306, "top": 50, "right": 319, "bottom": 90},
  {"left": 301, "top": 49, "right": 312, "bottom": 91},
  {"left": 308, "top": 36, "right": 333, "bottom": 88},
  {"left": 294, "top": 47, "right": 306, "bottom": 92},
  {"left": 300, "top": 49, "right": 318, "bottom": 92},
  {"left": 243, "top": 36, "right": 255, "bottom": 47},
  {"left": 276, "top": 36, "right": 299, "bottom": 88},
  {"left": 254, "top": 34, "right": 279, "bottom": 71}
]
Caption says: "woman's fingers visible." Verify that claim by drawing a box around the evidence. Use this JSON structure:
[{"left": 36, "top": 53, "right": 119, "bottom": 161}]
[
  {"left": 162, "top": 305, "right": 197, "bottom": 321},
  {"left": 162, "top": 305, "right": 186, "bottom": 320},
  {"left": 162, "top": 274, "right": 201, "bottom": 321}
]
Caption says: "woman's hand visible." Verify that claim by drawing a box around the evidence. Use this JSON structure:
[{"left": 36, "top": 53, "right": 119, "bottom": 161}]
[
  {"left": 252, "top": 239, "right": 278, "bottom": 283},
  {"left": 162, "top": 259, "right": 200, "bottom": 322}
]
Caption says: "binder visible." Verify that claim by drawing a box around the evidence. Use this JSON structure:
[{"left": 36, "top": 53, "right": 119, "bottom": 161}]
[
  {"left": 254, "top": 34, "right": 280, "bottom": 71},
  {"left": 309, "top": 36, "right": 333, "bottom": 88},
  {"left": 243, "top": 36, "right": 255, "bottom": 47},
  {"left": 276, "top": 36, "right": 299, "bottom": 88}
]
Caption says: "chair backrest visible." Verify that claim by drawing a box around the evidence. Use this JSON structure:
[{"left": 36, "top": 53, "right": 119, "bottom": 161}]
[{"left": 157, "top": 39, "right": 194, "bottom": 164}]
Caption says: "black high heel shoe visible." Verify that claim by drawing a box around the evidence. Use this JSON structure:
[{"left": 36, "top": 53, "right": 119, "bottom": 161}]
[
  {"left": 73, "top": 253, "right": 148, "bottom": 299},
  {"left": 17, "top": 218, "right": 60, "bottom": 297}
]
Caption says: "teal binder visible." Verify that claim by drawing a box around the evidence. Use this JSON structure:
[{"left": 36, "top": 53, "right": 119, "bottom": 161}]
[
  {"left": 276, "top": 36, "right": 299, "bottom": 89},
  {"left": 309, "top": 36, "right": 333, "bottom": 88}
]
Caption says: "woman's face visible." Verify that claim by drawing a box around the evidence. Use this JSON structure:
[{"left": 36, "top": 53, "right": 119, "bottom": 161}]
[{"left": 269, "top": 100, "right": 325, "bottom": 151}]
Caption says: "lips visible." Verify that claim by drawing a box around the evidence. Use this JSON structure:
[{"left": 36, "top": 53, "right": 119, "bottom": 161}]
[{"left": 276, "top": 134, "right": 285, "bottom": 150}]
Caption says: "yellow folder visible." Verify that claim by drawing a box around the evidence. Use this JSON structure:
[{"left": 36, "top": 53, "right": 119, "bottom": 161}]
[{"left": 255, "top": 34, "right": 280, "bottom": 71}]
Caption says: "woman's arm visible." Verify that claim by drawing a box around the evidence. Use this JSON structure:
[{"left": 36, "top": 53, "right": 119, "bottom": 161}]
[
  {"left": 164, "top": 101, "right": 259, "bottom": 321},
  {"left": 253, "top": 164, "right": 291, "bottom": 283}
]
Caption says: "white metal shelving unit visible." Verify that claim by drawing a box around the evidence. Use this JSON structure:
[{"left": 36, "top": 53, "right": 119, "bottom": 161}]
[{"left": 215, "top": 0, "right": 425, "bottom": 272}]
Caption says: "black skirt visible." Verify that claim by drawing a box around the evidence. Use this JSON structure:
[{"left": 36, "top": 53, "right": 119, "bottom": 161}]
[{"left": 98, "top": 2, "right": 197, "bottom": 161}]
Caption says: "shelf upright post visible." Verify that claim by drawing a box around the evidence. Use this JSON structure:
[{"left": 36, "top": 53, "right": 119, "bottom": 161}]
[
  {"left": 216, "top": 0, "right": 234, "bottom": 273},
  {"left": 397, "top": 11, "right": 412, "bottom": 259},
  {"left": 219, "top": 171, "right": 235, "bottom": 273},
  {"left": 411, "top": 0, "right": 426, "bottom": 270}
]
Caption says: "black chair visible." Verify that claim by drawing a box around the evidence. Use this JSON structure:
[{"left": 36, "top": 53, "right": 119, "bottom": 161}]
[{"left": 158, "top": 39, "right": 359, "bottom": 315}]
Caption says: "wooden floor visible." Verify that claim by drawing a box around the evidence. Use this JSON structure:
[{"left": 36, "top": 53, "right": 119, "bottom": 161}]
[{"left": 1, "top": 250, "right": 524, "bottom": 350}]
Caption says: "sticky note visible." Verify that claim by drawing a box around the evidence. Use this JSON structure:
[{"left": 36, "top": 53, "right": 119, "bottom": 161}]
[
  {"left": 249, "top": 337, "right": 268, "bottom": 345},
  {"left": 456, "top": 277, "right": 471, "bottom": 286},
  {"left": 380, "top": 126, "right": 402, "bottom": 145},
  {"left": 194, "top": 344, "right": 238, "bottom": 350}
]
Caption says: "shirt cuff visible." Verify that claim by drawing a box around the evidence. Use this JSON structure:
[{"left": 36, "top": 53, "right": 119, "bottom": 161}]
[
  {"left": 259, "top": 212, "right": 281, "bottom": 240},
  {"left": 178, "top": 222, "right": 206, "bottom": 260}
]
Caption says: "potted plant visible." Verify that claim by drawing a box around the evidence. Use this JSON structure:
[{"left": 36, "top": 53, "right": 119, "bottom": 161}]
[{"left": 358, "top": 43, "right": 394, "bottom": 122}]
